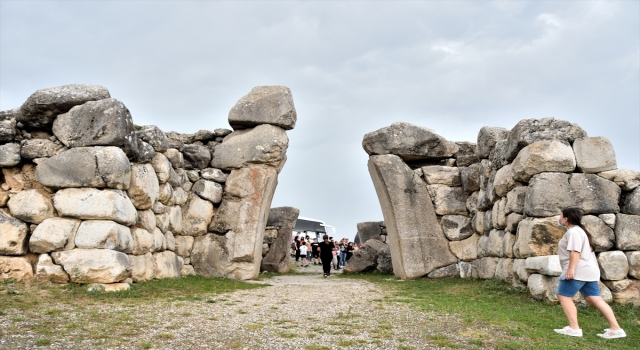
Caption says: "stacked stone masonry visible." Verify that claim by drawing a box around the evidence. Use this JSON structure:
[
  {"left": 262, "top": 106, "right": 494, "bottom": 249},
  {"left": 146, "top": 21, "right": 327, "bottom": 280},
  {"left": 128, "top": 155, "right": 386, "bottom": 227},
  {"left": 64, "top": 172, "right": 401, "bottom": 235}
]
[
  {"left": 1, "top": 84, "right": 296, "bottom": 288},
  {"left": 361, "top": 119, "right": 640, "bottom": 305}
]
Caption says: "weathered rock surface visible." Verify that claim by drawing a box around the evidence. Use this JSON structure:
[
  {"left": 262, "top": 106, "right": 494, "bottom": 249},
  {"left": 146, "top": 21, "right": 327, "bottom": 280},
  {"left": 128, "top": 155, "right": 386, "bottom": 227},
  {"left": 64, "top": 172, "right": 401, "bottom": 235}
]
[
  {"left": 52, "top": 249, "right": 131, "bottom": 283},
  {"left": 527, "top": 274, "right": 559, "bottom": 302},
  {"left": 513, "top": 216, "right": 565, "bottom": 258},
  {"left": 487, "top": 230, "right": 505, "bottom": 257},
  {"left": 36, "top": 146, "right": 131, "bottom": 189},
  {"left": 136, "top": 125, "right": 169, "bottom": 152},
  {"left": 20, "top": 139, "right": 60, "bottom": 159},
  {"left": 261, "top": 207, "right": 300, "bottom": 273},
  {"left": 19, "top": 84, "right": 110, "bottom": 128},
  {"left": 153, "top": 251, "right": 182, "bottom": 279},
  {"left": 182, "top": 144, "right": 212, "bottom": 170},
  {"left": 569, "top": 174, "right": 620, "bottom": 215},
  {"left": 182, "top": 194, "right": 214, "bottom": 236},
  {"left": 164, "top": 148, "right": 183, "bottom": 168},
  {"left": 573, "top": 137, "right": 617, "bottom": 173},
  {"left": 448, "top": 234, "right": 480, "bottom": 261},
  {"left": 421, "top": 166, "right": 460, "bottom": 186},
  {"left": 603, "top": 279, "right": 640, "bottom": 305},
  {"left": 427, "top": 185, "right": 468, "bottom": 216},
  {"left": 511, "top": 140, "right": 576, "bottom": 182},
  {"left": 492, "top": 198, "right": 507, "bottom": 229},
  {"left": 598, "top": 168, "right": 640, "bottom": 192},
  {"left": 130, "top": 228, "right": 154, "bottom": 255},
  {"left": 622, "top": 187, "right": 640, "bottom": 215},
  {"left": 376, "top": 244, "right": 393, "bottom": 273},
  {"left": 367, "top": 155, "right": 457, "bottom": 279},
  {"left": 343, "top": 239, "right": 388, "bottom": 273},
  {"left": 476, "top": 257, "right": 500, "bottom": 279},
  {"left": 0, "top": 256, "right": 34, "bottom": 281},
  {"left": 506, "top": 212, "right": 524, "bottom": 233},
  {"left": 175, "top": 236, "right": 195, "bottom": 258},
  {"left": 505, "top": 186, "right": 527, "bottom": 214},
  {"left": 598, "top": 251, "right": 629, "bottom": 281},
  {"left": 454, "top": 142, "right": 478, "bottom": 167},
  {"left": 29, "top": 217, "right": 80, "bottom": 253},
  {"left": 626, "top": 251, "right": 640, "bottom": 280},
  {"left": 524, "top": 173, "right": 572, "bottom": 217},
  {"left": 129, "top": 253, "right": 155, "bottom": 282},
  {"left": 74, "top": 220, "right": 133, "bottom": 253},
  {"left": 581, "top": 215, "right": 615, "bottom": 252},
  {"left": 201, "top": 168, "right": 228, "bottom": 183},
  {"left": 363, "top": 122, "right": 458, "bottom": 161},
  {"left": 525, "top": 255, "right": 561, "bottom": 276},
  {"left": 494, "top": 259, "right": 515, "bottom": 282},
  {"left": 0, "top": 118, "right": 17, "bottom": 143},
  {"left": 35, "top": 254, "right": 69, "bottom": 284},
  {"left": 441, "top": 215, "right": 474, "bottom": 241},
  {"left": 211, "top": 124, "right": 288, "bottom": 170},
  {"left": 503, "top": 232, "right": 516, "bottom": 258},
  {"left": 192, "top": 179, "right": 223, "bottom": 204},
  {"left": 53, "top": 188, "right": 137, "bottom": 225},
  {"left": 0, "top": 212, "right": 29, "bottom": 255},
  {"left": 356, "top": 222, "right": 383, "bottom": 243},
  {"left": 127, "top": 164, "right": 159, "bottom": 210},
  {"left": 0, "top": 143, "right": 21, "bottom": 167},
  {"left": 476, "top": 127, "right": 510, "bottom": 159},
  {"left": 460, "top": 164, "right": 480, "bottom": 193},
  {"left": 7, "top": 189, "right": 55, "bottom": 224},
  {"left": 493, "top": 164, "right": 519, "bottom": 197},
  {"left": 513, "top": 259, "right": 530, "bottom": 283},
  {"left": 53, "top": 98, "right": 138, "bottom": 156},
  {"left": 228, "top": 86, "right": 297, "bottom": 131},
  {"left": 614, "top": 214, "right": 640, "bottom": 250},
  {"left": 427, "top": 263, "right": 459, "bottom": 278}
]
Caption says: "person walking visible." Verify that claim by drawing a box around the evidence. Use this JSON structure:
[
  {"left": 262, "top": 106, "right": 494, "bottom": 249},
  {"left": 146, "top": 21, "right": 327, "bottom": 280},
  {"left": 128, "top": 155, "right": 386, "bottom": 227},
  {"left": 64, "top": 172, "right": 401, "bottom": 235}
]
[
  {"left": 299, "top": 240, "right": 309, "bottom": 268},
  {"left": 553, "top": 208, "right": 626, "bottom": 339},
  {"left": 311, "top": 238, "right": 320, "bottom": 265},
  {"left": 318, "top": 235, "right": 335, "bottom": 277}
]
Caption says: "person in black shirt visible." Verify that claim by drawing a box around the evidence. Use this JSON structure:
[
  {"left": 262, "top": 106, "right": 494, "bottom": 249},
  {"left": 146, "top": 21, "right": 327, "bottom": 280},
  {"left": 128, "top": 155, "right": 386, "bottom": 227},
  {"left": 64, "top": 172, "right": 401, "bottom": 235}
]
[
  {"left": 346, "top": 242, "right": 355, "bottom": 263},
  {"left": 311, "top": 238, "right": 320, "bottom": 265},
  {"left": 318, "top": 235, "right": 335, "bottom": 277}
]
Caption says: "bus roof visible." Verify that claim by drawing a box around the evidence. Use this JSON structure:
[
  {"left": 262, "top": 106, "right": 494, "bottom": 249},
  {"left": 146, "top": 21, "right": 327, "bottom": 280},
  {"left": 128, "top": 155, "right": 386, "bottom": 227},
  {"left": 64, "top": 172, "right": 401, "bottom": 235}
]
[{"left": 293, "top": 216, "right": 327, "bottom": 233}]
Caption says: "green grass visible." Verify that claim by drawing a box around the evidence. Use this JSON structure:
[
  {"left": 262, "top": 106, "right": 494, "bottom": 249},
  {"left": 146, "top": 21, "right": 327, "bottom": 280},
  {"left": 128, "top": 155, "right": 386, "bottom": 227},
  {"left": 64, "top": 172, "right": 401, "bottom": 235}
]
[{"left": 341, "top": 274, "right": 640, "bottom": 350}]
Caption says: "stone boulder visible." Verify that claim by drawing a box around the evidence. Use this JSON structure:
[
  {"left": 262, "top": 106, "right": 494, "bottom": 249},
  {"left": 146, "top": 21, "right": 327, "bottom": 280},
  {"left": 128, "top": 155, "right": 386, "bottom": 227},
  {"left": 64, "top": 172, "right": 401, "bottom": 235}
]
[
  {"left": 130, "top": 228, "right": 154, "bottom": 255},
  {"left": 367, "top": 155, "right": 457, "bottom": 279},
  {"left": 503, "top": 232, "right": 516, "bottom": 258},
  {"left": 201, "top": 168, "right": 228, "bottom": 183},
  {"left": 0, "top": 143, "right": 21, "bottom": 167},
  {"left": 476, "top": 127, "right": 510, "bottom": 159},
  {"left": 36, "top": 146, "right": 131, "bottom": 189},
  {"left": 427, "top": 263, "right": 459, "bottom": 278},
  {"left": 151, "top": 153, "right": 172, "bottom": 184},
  {"left": 622, "top": 187, "right": 640, "bottom": 215},
  {"left": 51, "top": 249, "right": 131, "bottom": 284},
  {"left": 421, "top": 166, "right": 460, "bottom": 186},
  {"left": 0, "top": 256, "right": 34, "bottom": 281},
  {"left": 513, "top": 216, "right": 566, "bottom": 258},
  {"left": 182, "top": 194, "right": 214, "bottom": 236},
  {"left": 18, "top": 84, "right": 110, "bottom": 128},
  {"left": 152, "top": 251, "right": 182, "bottom": 279},
  {"left": 129, "top": 253, "right": 155, "bottom": 282},
  {"left": 191, "top": 233, "right": 254, "bottom": 280},
  {"left": 597, "top": 168, "right": 640, "bottom": 192},
  {"left": 192, "top": 179, "right": 223, "bottom": 204},
  {"left": 29, "top": 217, "right": 81, "bottom": 253},
  {"left": 376, "top": 244, "right": 393, "bottom": 274},
  {"left": 441, "top": 215, "right": 474, "bottom": 241},
  {"left": 525, "top": 255, "right": 561, "bottom": 276},
  {"left": 7, "top": 189, "right": 55, "bottom": 224},
  {"left": 136, "top": 125, "right": 169, "bottom": 152},
  {"left": 0, "top": 211, "right": 29, "bottom": 255},
  {"left": 614, "top": 214, "right": 640, "bottom": 250},
  {"left": 164, "top": 148, "right": 183, "bottom": 168},
  {"left": 524, "top": 173, "right": 572, "bottom": 217},
  {"left": 505, "top": 186, "right": 527, "bottom": 214},
  {"left": 211, "top": 124, "right": 288, "bottom": 170},
  {"left": 570, "top": 174, "right": 620, "bottom": 215},
  {"left": 454, "top": 141, "right": 478, "bottom": 167},
  {"left": 362, "top": 122, "right": 458, "bottom": 161},
  {"left": 133, "top": 140, "right": 156, "bottom": 163},
  {"left": 182, "top": 144, "right": 212, "bottom": 170},
  {"left": 512, "top": 259, "right": 530, "bottom": 283},
  {"left": 0, "top": 118, "right": 17, "bottom": 143},
  {"left": 476, "top": 257, "right": 500, "bottom": 279},
  {"left": 261, "top": 207, "right": 300, "bottom": 273},
  {"left": 228, "top": 86, "right": 297, "bottom": 131},
  {"left": 492, "top": 198, "right": 507, "bottom": 229},
  {"left": 573, "top": 137, "right": 617, "bottom": 173},
  {"left": 489, "top": 140, "right": 510, "bottom": 170},
  {"left": 427, "top": 185, "right": 468, "bottom": 215},
  {"left": 127, "top": 164, "right": 159, "bottom": 210},
  {"left": 52, "top": 98, "right": 139, "bottom": 157},
  {"left": 493, "top": 164, "right": 520, "bottom": 197},
  {"left": 35, "top": 254, "right": 69, "bottom": 284},
  {"left": 477, "top": 234, "right": 489, "bottom": 258},
  {"left": 53, "top": 188, "right": 137, "bottom": 225},
  {"left": 356, "top": 222, "right": 383, "bottom": 243},
  {"left": 503, "top": 118, "right": 587, "bottom": 163},
  {"left": 448, "top": 234, "right": 480, "bottom": 261},
  {"left": 343, "top": 239, "right": 387, "bottom": 273},
  {"left": 74, "top": 220, "right": 133, "bottom": 253},
  {"left": 626, "top": 252, "right": 640, "bottom": 280},
  {"left": 603, "top": 279, "right": 640, "bottom": 306},
  {"left": 598, "top": 251, "right": 629, "bottom": 281},
  {"left": 175, "top": 236, "right": 195, "bottom": 258},
  {"left": 20, "top": 139, "right": 60, "bottom": 159},
  {"left": 511, "top": 140, "right": 576, "bottom": 182},
  {"left": 506, "top": 213, "right": 524, "bottom": 233},
  {"left": 581, "top": 215, "right": 614, "bottom": 252},
  {"left": 460, "top": 163, "right": 480, "bottom": 193},
  {"left": 527, "top": 274, "right": 559, "bottom": 302}
]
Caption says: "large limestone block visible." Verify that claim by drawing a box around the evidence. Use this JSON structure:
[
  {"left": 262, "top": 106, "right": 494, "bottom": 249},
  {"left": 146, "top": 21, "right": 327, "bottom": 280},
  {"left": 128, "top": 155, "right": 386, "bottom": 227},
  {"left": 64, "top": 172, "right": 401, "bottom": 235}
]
[
  {"left": 582, "top": 215, "right": 614, "bottom": 252},
  {"left": 597, "top": 168, "right": 640, "bottom": 191},
  {"left": 441, "top": 215, "right": 474, "bottom": 241},
  {"left": 182, "top": 194, "right": 214, "bottom": 236},
  {"left": 454, "top": 141, "right": 478, "bottom": 167},
  {"left": 0, "top": 143, "right": 21, "bottom": 167},
  {"left": 506, "top": 213, "right": 524, "bottom": 233},
  {"left": 476, "top": 127, "right": 510, "bottom": 159},
  {"left": 53, "top": 98, "right": 139, "bottom": 156},
  {"left": 0, "top": 256, "right": 34, "bottom": 281},
  {"left": 598, "top": 251, "right": 629, "bottom": 281},
  {"left": 51, "top": 249, "right": 131, "bottom": 284},
  {"left": 36, "top": 147, "right": 131, "bottom": 189},
  {"left": 3, "top": 164, "right": 46, "bottom": 192},
  {"left": 192, "top": 179, "right": 223, "bottom": 204},
  {"left": 466, "top": 191, "right": 479, "bottom": 215},
  {"left": 525, "top": 255, "right": 562, "bottom": 276},
  {"left": 20, "top": 139, "right": 60, "bottom": 159},
  {"left": 151, "top": 228, "right": 164, "bottom": 252},
  {"left": 130, "top": 228, "right": 154, "bottom": 255},
  {"left": 503, "top": 118, "right": 587, "bottom": 163},
  {"left": 460, "top": 163, "right": 481, "bottom": 193},
  {"left": 615, "top": 214, "right": 640, "bottom": 250},
  {"left": 493, "top": 164, "right": 520, "bottom": 197},
  {"left": 458, "top": 261, "right": 478, "bottom": 278},
  {"left": 421, "top": 166, "right": 460, "bottom": 186},
  {"left": 136, "top": 210, "right": 156, "bottom": 232},
  {"left": 172, "top": 187, "right": 189, "bottom": 206},
  {"left": 599, "top": 213, "right": 616, "bottom": 228},
  {"left": 158, "top": 183, "right": 173, "bottom": 205},
  {"left": 427, "top": 185, "right": 468, "bottom": 215},
  {"left": 343, "top": 239, "right": 387, "bottom": 273},
  {"left": 175, "top": 236, "right": 195, "bottom": 258},
  {"left": 511, "top": 140, "right": 576, "bottom": 182},
  {"left": 505, "top": 186, "right": 527, "bottom": 215},
  {"left": 211, "top": 124, "right": 288, "bottom": 170},
  {"left": 75, "top": 220, "right": 133, "bottom": 253},
  {"left": 427, "top": 263, "right": 459, "bottom": 278},
  {"left": 524, "top": 173, "right": 572, "bottom": 217},
  {"left": 167, "top": 206, "right": 183, "bottom": 234},
  {"left": 7, "top": 189, "right": 54, "bottom": 224},
  {"left": 182, "top": 144, "right": 212, "bottom": 170},
  {"left": 513, "top": 259, "right": 530, "bottom": 282},
  {"left": 477, "top": 234, "right": 489, "bottom": 258},
  {"left": 54, "top": 188, "right": 136, "bottom": 225},
  {"left": 573, "top": 137, "right": 617, "bottom": 173},
  {"left": 201, "top": 168, "right": 228, "bottom": 183},
  {"left": 570, "top": 174, "right": 620, "bottom": 215},
  {"left": 626, "top": 252, "right": 640, "bottom": 279},
  {"left": 603, "top": 279, "right": 640, "bottom": 306},
  {"left": 164, "top": 230, "right": 175, "bottom": 251},
  {"left": 164, "top": 148, "right": 183, "bottom": 168},
  {"left": 0, "top": 118, "right": 17, "bottom": 143},
  {"left": 487, "top": 230, "right": 505, "bottom": 257},
  {"left": 136, "top": 125, "right": 169, "bottom": 152},
  {"left": 476, "top": 257, "right": 500, "bottom": 279},
  {"left": 356, "top": 222, "right": 383, "bottom": 243},
  {"left": 127, "top": 164, "right": 159, "bottom": 210},
  {"left": 367, "top": 155, "right": 457, "bottom": 279},
  {"left": 622, "top": 187, "right": 640, "bottom": 215},
  {"left": 473, "top": 211, "right": 484, "bottom": 234},
  {"left": 129, "top": 253, "right": 155, "bottom": 282},
  {"left": 492, "top": 197, "right": 507, "bottom": 229},
  {"left": 503, "top": 231, "right": 516, "bottom": 258},
  {"left": 228, "top": 86, "right": 297, "bottom": 131},
  {"left": 527, "top": 274, "right": 559, "bottom": 302},
  {"left": 362, "top": 122, "right": 458, "bottom": 161},
  {"left": 35, "top": 254, "right": 69, "bottom": 284},
  {"left": 376, "top": 244, "right": 394, "bottom": 274},
  {"left": 18, "top": 84, "right": 110, "bottom": 128},
  {"left": 514, "top": 216, "right": 565, "bottom": 258},
  {"left": 151, "top": 153, "right": 172, "bottom": 184},
  {"left": 29, "top": 218, "right": 81, "bottom": 253},
  {"left": 483, "top": 211, "right": 493, "bottom": 236},
  {"left": 152, "top": 251, "right": 182, "bottom": 279},
  {"left": 448, "top": 234, "right": 479, "bottom": 261},
  {"left": 495, "top": 258, "right": 515, "bottom": 282},
  {"left": 0, "top": 211, "right": 29, "bottom": 255},
  {"left": 191, "top": 233, "right": 253, "bottom": 280}
]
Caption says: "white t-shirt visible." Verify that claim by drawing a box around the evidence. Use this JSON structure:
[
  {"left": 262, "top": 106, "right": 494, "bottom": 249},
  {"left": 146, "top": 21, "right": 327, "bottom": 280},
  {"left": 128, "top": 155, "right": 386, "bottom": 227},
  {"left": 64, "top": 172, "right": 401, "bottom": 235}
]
[
  {"left": 299, "top": 245, "right": 308, "bottom": 255},
  {"left": 557, "top": 226, "right": 599, "bottom": 281}
]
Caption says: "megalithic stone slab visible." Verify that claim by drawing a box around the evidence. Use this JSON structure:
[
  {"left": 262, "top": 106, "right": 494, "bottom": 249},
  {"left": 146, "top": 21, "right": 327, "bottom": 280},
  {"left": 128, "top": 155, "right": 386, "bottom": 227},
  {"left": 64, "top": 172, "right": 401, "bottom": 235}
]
[
  {"left": 356, "top": 222, "right": 383, "bottom": 244},
  {"left": 261, "top": 206, "right": 300, "bottom": 273},
  {"left": 367, "top": 154, "right": 457, "bottom": 279},
  {"left": 228, "top": 86, "right": 297, "bottom": 131},
  {"left": 53, "top": 188, "right": 137, "bottom": 225}
]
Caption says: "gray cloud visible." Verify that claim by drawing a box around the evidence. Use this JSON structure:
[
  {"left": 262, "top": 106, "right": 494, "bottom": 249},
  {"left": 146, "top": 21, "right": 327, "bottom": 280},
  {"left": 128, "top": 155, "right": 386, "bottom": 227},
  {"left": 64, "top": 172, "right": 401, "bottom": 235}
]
[{"left": 1, "top": 1, "right": 638, "bottom": 238}]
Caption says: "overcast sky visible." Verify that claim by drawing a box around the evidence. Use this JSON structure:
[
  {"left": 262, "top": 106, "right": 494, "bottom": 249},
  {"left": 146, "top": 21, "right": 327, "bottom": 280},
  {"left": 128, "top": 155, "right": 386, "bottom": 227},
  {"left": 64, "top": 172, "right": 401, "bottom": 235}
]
[{"left": 1, "top": 1, "right": 638, "bottom": 239}]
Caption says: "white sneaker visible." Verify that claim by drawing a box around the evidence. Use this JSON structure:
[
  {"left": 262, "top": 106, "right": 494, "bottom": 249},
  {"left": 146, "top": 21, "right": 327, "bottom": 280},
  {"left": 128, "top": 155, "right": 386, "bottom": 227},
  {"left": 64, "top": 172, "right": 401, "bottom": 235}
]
[
  {"left": 597, "top": 329, "right": 626, "bottom": 339},
  {"left": 553, "top": 326, "right": 583, "bottom": 337}
]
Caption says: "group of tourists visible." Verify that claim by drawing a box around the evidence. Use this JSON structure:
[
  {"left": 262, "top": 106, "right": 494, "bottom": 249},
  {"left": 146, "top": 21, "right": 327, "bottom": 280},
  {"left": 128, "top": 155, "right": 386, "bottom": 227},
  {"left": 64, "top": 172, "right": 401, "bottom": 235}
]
[{"left": 291, "top": 233, "right": 356, "bottom": 277}]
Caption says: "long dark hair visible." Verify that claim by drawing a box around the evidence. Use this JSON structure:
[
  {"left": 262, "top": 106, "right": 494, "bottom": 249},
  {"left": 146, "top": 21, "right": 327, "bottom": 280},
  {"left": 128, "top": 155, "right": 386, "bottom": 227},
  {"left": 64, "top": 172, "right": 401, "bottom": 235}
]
[{"left": 562, "top": 208, "right": 595, "bottom": 252}]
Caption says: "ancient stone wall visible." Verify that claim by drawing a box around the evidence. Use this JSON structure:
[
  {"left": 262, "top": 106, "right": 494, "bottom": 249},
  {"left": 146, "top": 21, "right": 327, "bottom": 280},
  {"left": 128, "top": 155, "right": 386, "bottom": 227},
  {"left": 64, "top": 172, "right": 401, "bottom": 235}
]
[
  {"left": 362, "top": 119, "right": 640, "bottom": 305},
  {"left": 0, "top": 84, "right": 296, "bottom": 289}
]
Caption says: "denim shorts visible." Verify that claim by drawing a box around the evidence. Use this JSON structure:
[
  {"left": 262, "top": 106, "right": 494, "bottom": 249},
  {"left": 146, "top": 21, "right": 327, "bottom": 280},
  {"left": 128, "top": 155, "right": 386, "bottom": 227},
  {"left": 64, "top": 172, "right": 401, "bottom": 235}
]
[{"left": 556, "top": 278, "right": 600, "bottom": 298}]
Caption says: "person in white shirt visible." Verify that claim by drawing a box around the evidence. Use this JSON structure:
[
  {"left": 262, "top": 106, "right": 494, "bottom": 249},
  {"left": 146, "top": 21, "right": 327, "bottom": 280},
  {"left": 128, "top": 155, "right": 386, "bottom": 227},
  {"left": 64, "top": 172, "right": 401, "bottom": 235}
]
[
  {"left": 298, "top": 240, "right": 309, "bottom": 267},
  {"left": 553, "top": 208, "right": 626, "bottom": 339}
]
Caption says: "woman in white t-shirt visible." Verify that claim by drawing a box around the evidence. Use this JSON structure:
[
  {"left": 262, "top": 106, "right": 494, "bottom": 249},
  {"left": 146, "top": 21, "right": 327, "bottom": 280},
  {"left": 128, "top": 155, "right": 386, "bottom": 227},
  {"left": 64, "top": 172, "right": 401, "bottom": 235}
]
[{"left": 553, "top": 208, "right": 626, "bottom": 339}]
